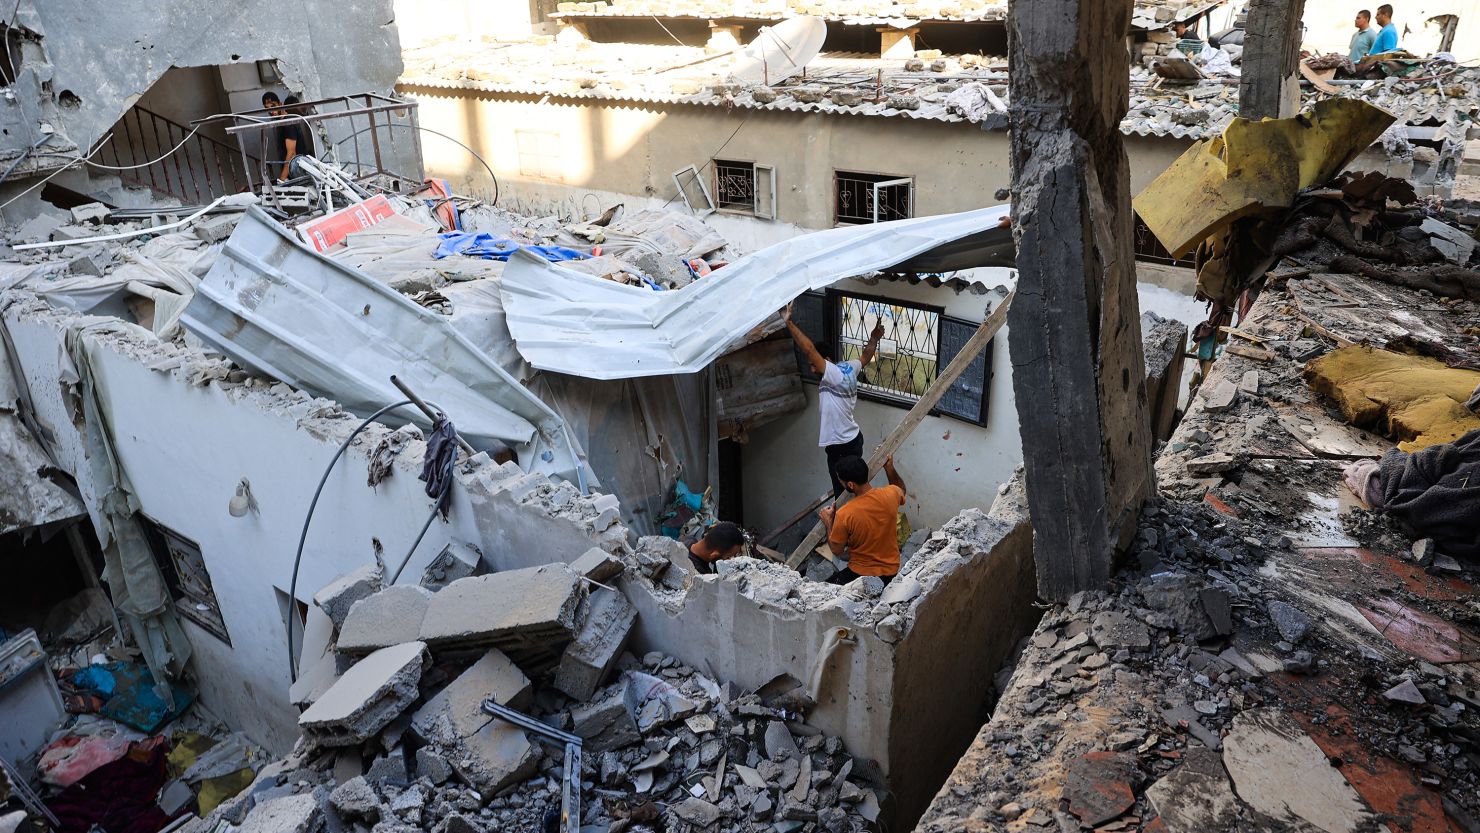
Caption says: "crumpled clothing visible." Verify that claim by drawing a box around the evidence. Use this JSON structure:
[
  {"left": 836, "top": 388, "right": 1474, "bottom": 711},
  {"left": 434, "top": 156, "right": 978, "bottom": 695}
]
[
  {"left": 1341, "top": 459, "right": 1385, "bottom": 508},
  {"left": 1377, "top": 427, "right": 1480, "bottom": 557},
  {"left": 433, "top": 231, "right": 586, "bottom": 262},
  {"left": 419, "top": 416, "right": 459, "bottom": 518},
  {"left": 367, "top": 423, "right": 421, "bottom": 488},
  {"left": 47, "top": 740, "right": 176, "bottom": 833}
]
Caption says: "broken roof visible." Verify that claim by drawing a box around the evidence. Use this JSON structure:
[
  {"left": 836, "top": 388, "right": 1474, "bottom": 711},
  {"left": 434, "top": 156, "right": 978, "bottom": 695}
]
[
  {"left": 542, "top": 0, "right": 1223, "bottom": 30},
  {"left": 399, "top": 40, "right": 1480, "bottom": 140}
]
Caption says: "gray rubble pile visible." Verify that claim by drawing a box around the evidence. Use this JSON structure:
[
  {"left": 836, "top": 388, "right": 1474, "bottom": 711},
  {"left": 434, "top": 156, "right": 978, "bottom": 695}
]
[{"left": 185, "top": 554, "right": 884, "bottom": 833}]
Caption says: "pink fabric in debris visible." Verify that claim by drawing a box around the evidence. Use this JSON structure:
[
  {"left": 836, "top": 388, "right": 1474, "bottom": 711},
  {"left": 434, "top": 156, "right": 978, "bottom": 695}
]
[
  {"left": 38, "top": 732, "right": 137, "bottom": 788},
  {"left": 1342, "top": 458, "right": 1385, "bottom": 508}
]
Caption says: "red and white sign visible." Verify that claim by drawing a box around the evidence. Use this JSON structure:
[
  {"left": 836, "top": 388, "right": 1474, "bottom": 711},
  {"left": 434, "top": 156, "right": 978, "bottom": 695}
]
[{"left": 299, "top": 195, "right": 397, "bottom": 252}]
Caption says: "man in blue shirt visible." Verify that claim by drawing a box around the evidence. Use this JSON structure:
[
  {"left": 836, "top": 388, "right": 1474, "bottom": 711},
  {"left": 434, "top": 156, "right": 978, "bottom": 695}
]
[
  {"left": 1367, "top": 4, "right": 1399, "bottom": 55},
  {"left": 1349, "top": 10, "right": 1376, "bottom": 61}
]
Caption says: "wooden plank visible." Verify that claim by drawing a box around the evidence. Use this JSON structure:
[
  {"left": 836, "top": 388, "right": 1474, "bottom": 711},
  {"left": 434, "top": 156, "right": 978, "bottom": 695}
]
[
  {"left": 1219, "top": 325, "right": 1267, "bottom": 344},
  {"left": 783, "top": 292, "right": 1014, "bottom": 568},
  {"left": 1226, "top": 343, "right": 1277, "bottom": 361}
]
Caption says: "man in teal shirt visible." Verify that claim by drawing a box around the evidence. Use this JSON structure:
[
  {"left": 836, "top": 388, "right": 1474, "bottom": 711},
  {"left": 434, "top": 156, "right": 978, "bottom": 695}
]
[
  {"left": 1349, "top": 10, "right": 1376, "bottom": 61},
  {"left": 1367, "top": 4, "right": 1399, "bottom": 55}
]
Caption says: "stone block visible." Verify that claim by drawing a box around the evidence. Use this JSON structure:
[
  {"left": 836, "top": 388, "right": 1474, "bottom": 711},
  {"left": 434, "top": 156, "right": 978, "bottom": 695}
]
[
  {"left": 67, "top": 251, "right": 110, "bottom": 277},
  {"left": 50, "top": 224, "right": 98, "bottom": 241},
  {"left": 313, "top": 564, "right": 384, "bottom": 630},
  {"left": 418, "top": 565, "right": 584, "bottom": 668},
  {"left": 69, "top": 202, "right": 110, "bottom": 224},
  {"left": 570, "top": 684, "right": 641, "bottom": 753},
  {"left": 13, "top": 212, "right": 63, "bottom": 243},
  {"left": 300, "top": 642, "right": 428, "bottom": 747},
  {"left": 569, "top": 547, "right": 624, "bottom": 582},
  {"left": 329, "top": 775, "right": 381, "bottom": 822},
  {"left": 553, "top": 588, "right": 637, "bottom": 701},
  {"left": 338, "top": 585, "right": 433, "bottom": 655},
  {"left": 1202, "top": 379, "right": 1237, "bottom": 412}
]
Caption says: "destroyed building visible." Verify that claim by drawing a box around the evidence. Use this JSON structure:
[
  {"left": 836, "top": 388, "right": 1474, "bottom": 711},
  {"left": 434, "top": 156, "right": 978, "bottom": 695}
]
[{"left": 2, "top": 0, "right": 1480, "bottom": 832}]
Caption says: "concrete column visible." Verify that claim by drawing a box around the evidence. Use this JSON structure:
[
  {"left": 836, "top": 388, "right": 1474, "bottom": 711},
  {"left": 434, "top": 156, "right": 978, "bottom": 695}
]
[
  {"left": 878, "top": 27, "right": 919, "bottom": 59},
  {"left": 1238, "top": 0, "right": 1307, "bottom": 120},
  {"left": 1006, "top": 0, "right": 1154, "bottom": 601}
]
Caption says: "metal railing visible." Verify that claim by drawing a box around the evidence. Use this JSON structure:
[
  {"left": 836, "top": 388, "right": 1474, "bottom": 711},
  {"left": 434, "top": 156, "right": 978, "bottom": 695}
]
[
  {"left": 204, "top": 92, "right": 424, "bottom": 199},
  {"left": 90, "top": 106, "right": 256, "bottom": 204}
]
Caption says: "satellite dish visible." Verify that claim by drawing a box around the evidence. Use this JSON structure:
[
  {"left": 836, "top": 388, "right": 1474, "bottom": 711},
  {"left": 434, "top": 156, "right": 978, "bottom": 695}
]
[{"left": 728, "top": 16, "right": 826, "bottom": 86}]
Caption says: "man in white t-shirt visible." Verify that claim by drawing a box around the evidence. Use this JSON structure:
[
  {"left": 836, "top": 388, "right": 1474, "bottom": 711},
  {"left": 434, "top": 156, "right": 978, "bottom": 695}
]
[{"left": 783, "top": 304, "right": 885, "bottom": 496}]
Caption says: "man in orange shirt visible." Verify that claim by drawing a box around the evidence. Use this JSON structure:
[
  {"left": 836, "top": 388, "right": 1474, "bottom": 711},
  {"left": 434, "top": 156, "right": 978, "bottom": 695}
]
[{"left": 819, "top": 455, "right": 906, "bottom": 586}]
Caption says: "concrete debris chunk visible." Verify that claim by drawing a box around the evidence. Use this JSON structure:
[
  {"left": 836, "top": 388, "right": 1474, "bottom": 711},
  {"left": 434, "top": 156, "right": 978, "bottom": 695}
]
[
  {"left": 313, "top": 564, "right": 385, "bottom": 630},
  {"left": 194, "top": 213, "right": 239, "bottom": 244},
  {"left": 1237, "top": 370, "right": 1260, "bottom": 395},
  {"left": 414, "top": 747, "right": 453, "bottom": 785},
  {"left": 569, "top": 547, "right": 624, "bottom": 582},
  {"left": 1089, "top": 610, "right": 1151, "bottom": 650},
  {"left": 552, "top": 587, "right": 637, "bottom": 701},
  {"left": 1223, "top": 708, "right": 1378, "bottom": 833},
  {"left": 671, "top": 797, "right": 722, "bottom": 827},
  {"left": 570, "top": 684, "right": 641, "bottom": 753},
  {"left": 69, "top": 202, "right": 110, "bottom": 224},
  {"left": 237, "top": 792, "right": 322, "bottom": 833},
  {"left": 1185, "top": 453, "right": 1238, "bottom": 476},
  {"left": 1421, "top": 217, "right": 1476, "bottom": 265},
  {"left": 421, "top": 542, "right": 481, "bottom": 591},
  {"left": 1202, "top": 379, "right": 1238, "bottom": 412},
  {"left": 329, "top": 775, "right": 381, "bottom": 822},
  {"left": 408, "top": 646, "right": 539, "bottom": 792},
  {"left": 764, "top": 720, "right": 801, "bottom": 761},
  {"left": 299, "top": 642, "right": 428, "bottom": 747},
  {"left": 418, "top": 565, "right": 584, "bottom": 666},
  {"left": 1382, "top": 678, "right": 1426, "bottom": 705},
  {"left": 1266, "top": 600, "right": 1313, "bottom": 644},
  {"left": 338, "top": 585, "right": 434, "bottom": 654}
]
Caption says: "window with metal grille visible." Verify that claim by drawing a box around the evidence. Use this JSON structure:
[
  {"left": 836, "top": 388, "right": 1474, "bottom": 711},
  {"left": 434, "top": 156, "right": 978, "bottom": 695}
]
[
  {"left": 1133, "top": 212, "right": 1196, "bottom": 268},
  {"left": 139, "top": 517, "right": 231, "bottom": 644},
  {"left": 788, "top": 290, "right": 992, "bottom": 426},
  {"left": 714, "top": 160, "right": 756, "bottom": 212},
  {"left": 835, "top": 171, "right": 912, "bottom": 225}
]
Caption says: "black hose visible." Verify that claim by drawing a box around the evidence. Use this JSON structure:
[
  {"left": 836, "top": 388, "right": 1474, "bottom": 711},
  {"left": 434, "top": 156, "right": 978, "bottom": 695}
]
[{"left": 286, "top": 399, "right": 460, "bottom": 681}]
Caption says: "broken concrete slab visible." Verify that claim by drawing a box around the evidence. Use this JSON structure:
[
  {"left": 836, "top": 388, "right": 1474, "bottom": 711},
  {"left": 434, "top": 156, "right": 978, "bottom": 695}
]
[
  {"left": 553, "top": 587, "right": 637, "bottom": 701},
  {"left": 299, "top": 642, "right": 428, "bottom": 747},
  {"left": 313, "top": 564, "right": 384, "bottom": 630},
  {"left": 671, "top": 797, "right": 722, "bottom": 827},
  {"left": 237, "top": 792, "right": 321, "bottom": 833},
  {"left": 1145, "top": 747, "right": 1241, "bottom": 833},
  {"left": 329, "top": 775, "right": 381, "bottom": 822},
  {"left": 1237, "top": 370, "right": 1260, "bottom": 395},
  {"left": 12, "top": 212, "right": 64, "bottom": 243},
  {"left": 1222, "top": 708, "right": 1378, "bottom": 833},
  {"left": 194, "top": 214, "right": 239, "bottom": 244},
  {"left": 764, "top": 720, "right": 801, "bottom": 762},
  {"left": 1421, "top": 217, "right": 1477, "bottom": 265},
  {"left": 411, "top": 647, "right": 538, "bottom": 795},
  {"left": 1382, "top": 679, "right": 1426, "bottom": 706},
  {"left": 1185, "top": 453, "right": 1239, "bottom": 476},
  {"left": 338, "top": 585, "right": 433, "bottom": 655},
  {"left": 418, "top": 565, "right": 584, "bottom": 667},
  {"left": 1090, "top": 611, "right": 1151, "bottom": 650},
  {"left": 570, "top": 684, "right": 641, "bottom": 753},
  {"left": 569, "top": 547, "right": 624, "bottom": 583}
]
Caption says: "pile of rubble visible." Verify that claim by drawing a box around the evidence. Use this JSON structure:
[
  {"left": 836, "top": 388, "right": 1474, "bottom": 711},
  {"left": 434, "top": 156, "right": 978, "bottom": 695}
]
[{"left": 187, "top": 553, "right": 886, "bottom": 833}]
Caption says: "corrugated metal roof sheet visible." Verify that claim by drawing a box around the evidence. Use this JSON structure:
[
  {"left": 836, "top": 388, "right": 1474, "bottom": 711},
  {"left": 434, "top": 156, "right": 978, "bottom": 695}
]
[{"left": 399, "top": 40, "right": 1480, "bottom": 140}]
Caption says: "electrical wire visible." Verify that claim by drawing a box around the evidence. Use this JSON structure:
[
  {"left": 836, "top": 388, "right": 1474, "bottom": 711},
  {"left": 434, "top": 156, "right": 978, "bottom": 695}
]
[
  {"left": 332, "top": 122, "right": 500, "bottom": 205},
  {"left": 286, "top": 399, "right": 459, "bottom": 681},
  {"left": 661, "top": 113, "right": 751, "bottom": 210},
  {"left": 652, "top": 15, "right": 688, "bottom": 48},
  {"left": 0, "top": 133, "right": 111, "bottom": 213}
]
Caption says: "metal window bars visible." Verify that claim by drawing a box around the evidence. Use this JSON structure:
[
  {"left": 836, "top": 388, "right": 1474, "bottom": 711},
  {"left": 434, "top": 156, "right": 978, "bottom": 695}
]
[
  {"left": 835, "top": 171, "right": 912, "bottom": 224},
  {"left": 836, "top": 292, "right": 940, "bottom": 400}
]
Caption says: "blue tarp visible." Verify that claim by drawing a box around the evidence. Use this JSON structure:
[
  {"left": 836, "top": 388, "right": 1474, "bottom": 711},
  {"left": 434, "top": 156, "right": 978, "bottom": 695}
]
[
  {"left": 70, "top": 661, "right": 194, "bottom": 733},
  {"left": 434, "top": 232, "right": 587, "bottom": 262}
]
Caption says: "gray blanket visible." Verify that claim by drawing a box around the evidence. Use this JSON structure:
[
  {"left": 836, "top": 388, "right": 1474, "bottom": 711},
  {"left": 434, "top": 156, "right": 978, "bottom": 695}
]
[{"left": 1378, "top": 427, "right": 1480, "bottom": 558}]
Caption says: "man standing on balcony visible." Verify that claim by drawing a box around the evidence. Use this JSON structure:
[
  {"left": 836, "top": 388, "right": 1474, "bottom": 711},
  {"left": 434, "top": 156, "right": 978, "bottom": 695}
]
[{"left": 783, "top": 303, "right": 885, "bottom": 497}]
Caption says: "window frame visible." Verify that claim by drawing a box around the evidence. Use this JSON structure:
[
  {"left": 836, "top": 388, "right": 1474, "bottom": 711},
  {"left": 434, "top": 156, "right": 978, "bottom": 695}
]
[
  {"left": 833, "top": 170, "right": 914, "bottom": 226},
  {"left": 139, "top": 516, "right": 231, "bottom": 645},
  {"left": 788, "top": 289, "right": 993, "bottom": 427},
  {"left": 711, "top": 158, "right": 778, "bottom": 219}
]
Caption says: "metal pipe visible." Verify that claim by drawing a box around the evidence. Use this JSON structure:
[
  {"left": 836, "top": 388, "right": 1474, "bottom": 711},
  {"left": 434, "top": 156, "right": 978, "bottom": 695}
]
[{"left": 389, "top": 374, "right": 477, "bottom": 457}]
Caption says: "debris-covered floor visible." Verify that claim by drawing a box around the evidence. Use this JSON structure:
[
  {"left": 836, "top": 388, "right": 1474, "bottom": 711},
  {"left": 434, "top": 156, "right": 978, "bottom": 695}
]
[{"left": 918, "top": 191, "right": 1480, "bottom": 831}]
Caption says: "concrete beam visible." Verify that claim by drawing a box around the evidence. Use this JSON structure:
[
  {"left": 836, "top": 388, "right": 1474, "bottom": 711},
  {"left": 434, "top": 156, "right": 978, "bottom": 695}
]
[
  {"left": 1238, "top": 0, "right": 1307, "bottom": 120},
  {"left": 1005, "top": 0, "right": 1154, "bottom": 601}
]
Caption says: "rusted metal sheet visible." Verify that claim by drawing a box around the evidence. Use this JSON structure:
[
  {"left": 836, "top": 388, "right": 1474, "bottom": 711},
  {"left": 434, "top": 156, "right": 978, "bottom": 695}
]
[{"left": 1358, "top": 596, "right": 1480, "bottom": 664}]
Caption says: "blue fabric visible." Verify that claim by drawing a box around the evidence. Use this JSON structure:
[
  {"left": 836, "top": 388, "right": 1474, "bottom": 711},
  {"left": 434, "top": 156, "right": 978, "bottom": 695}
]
[
  {"left": 433, "top": 232, "right": 587, "bottom": 262},
  {"left": 1369, "top": 23, "right": 1398, "bottom": 54},
  {"left": 71, "top": 664, "right": 120, "bottom": 697}
]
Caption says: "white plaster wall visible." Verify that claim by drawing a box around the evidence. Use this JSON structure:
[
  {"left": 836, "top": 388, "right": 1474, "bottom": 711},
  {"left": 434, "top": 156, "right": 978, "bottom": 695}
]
[{"left": 2, "top": 310, "right": 475, "bottom": 752}]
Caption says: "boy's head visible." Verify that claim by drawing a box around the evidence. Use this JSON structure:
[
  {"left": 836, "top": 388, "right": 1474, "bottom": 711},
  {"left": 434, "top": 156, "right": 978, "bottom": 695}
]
[
  {"left": 262, "top": 91, "right": 282, "bottom": 112},
  {"left": 699, "top": 522, "right": 746, "bottom": 559},
  {"left": 834, "top": 456, "right": 870, "bottom": 493}
]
